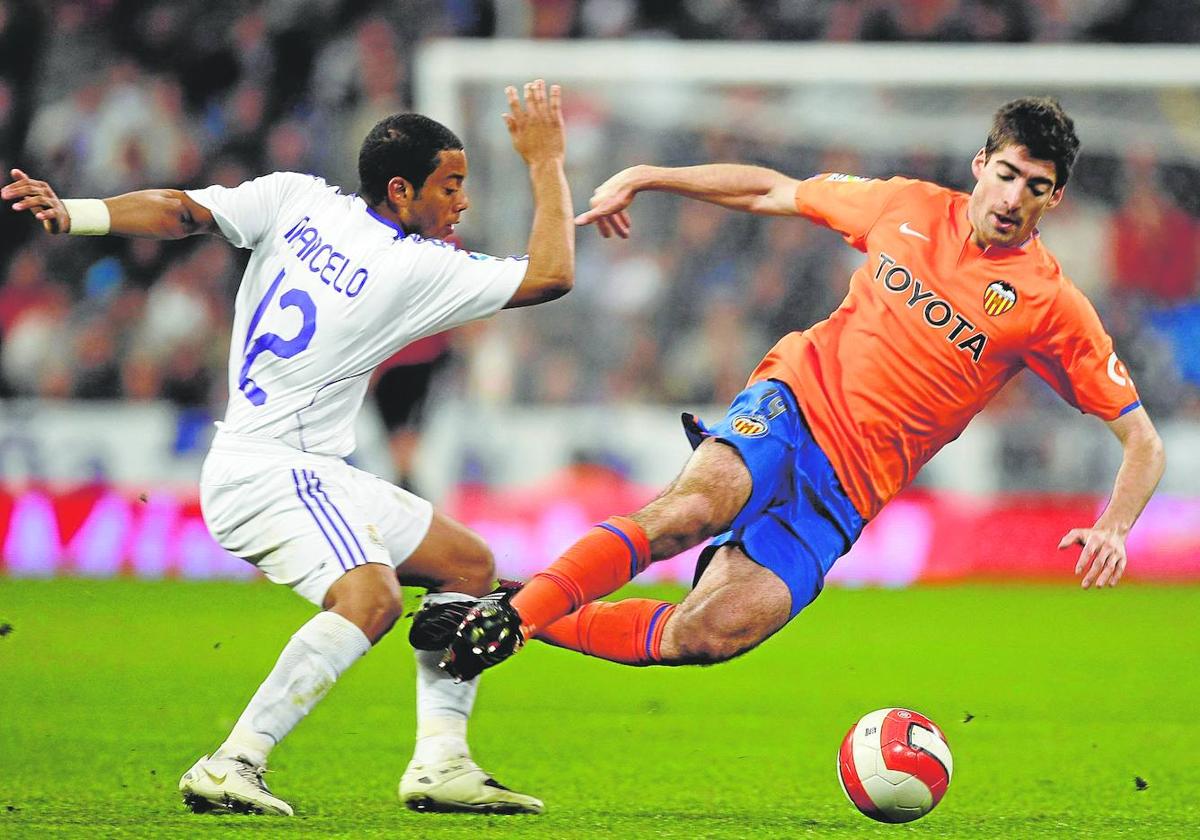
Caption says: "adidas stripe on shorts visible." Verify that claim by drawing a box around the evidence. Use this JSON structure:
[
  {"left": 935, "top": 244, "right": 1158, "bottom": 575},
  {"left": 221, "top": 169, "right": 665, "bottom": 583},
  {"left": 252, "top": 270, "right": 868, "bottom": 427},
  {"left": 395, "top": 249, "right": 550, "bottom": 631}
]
[{"left": 200, "top": 428, "right": 433, "bottom": 605}]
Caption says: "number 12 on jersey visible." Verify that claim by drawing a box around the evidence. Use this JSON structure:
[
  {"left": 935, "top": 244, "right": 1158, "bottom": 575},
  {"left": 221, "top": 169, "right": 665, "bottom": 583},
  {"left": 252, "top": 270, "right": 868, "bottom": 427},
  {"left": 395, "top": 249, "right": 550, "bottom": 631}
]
[{"left": 239, "top": 268, "right": 317, "bottom": 406}]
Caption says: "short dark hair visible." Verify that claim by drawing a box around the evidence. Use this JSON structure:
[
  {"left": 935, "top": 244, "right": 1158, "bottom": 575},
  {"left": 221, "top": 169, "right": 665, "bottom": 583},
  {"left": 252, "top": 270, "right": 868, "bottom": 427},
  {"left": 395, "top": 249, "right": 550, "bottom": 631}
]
[
  {"left": 985, "top": 97, "right": 1080, "bottom": 188},
  {"left": 357, "top": 113, "right": 463, "bottom": 205}
]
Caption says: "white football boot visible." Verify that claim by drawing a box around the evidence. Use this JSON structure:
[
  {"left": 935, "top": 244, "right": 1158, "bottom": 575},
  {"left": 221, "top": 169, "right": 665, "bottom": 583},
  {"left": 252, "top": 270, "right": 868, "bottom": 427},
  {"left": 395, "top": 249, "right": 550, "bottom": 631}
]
[
  {"left": 399, "top": 756, "right": 544, "bottom": 814},
  {"left": 179, "top": 754, "right": 294, "bottom": 816}
]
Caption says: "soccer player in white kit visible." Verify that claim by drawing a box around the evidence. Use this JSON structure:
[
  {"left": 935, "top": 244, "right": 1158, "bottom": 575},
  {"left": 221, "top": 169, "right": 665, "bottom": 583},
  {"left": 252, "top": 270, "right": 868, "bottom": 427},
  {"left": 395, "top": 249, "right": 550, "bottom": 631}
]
[{"left": 3, "top": 79, "right": 572, "bottom": 816}]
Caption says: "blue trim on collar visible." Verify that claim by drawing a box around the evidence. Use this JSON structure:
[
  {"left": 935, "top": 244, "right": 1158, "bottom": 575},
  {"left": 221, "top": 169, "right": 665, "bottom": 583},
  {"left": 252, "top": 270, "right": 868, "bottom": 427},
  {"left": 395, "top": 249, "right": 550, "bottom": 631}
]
[
  {"left": 365, "top": 206, "right": 405, "bottom": 239},
  {"left": 1013, "top": 227, "right": 1040, "bottom": 249},
  {"left": 980, "top": 227, "right": 1040, "bottom": 254}
]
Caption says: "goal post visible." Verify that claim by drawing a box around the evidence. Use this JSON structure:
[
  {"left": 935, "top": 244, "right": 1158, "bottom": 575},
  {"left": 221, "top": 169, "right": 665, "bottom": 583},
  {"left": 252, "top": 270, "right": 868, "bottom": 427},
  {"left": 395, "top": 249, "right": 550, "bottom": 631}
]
[{"left": 419, "top": 40, "right": 1200, "bottom": 91}]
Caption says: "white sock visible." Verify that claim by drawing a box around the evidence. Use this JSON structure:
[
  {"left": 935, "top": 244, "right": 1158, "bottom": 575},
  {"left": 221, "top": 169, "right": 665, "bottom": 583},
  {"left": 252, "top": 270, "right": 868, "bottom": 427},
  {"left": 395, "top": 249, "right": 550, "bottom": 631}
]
[
  {"left": 412, "top": 592, "right": 480, "bottom": 765},
  {"left": 214, "top": 610, "right": 371, "bottom": 768}
]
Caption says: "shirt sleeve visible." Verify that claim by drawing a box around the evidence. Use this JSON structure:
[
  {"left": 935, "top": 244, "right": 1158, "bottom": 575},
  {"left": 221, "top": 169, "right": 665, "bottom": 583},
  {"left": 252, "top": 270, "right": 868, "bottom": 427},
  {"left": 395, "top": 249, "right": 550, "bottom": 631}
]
[
  {"left": 186, "top": 172, "right": 314, "bottom": 250},
  {"left": 1023, "top": 283, "right": 1141, "bottom": 420},
  {"left": 394, "top": 240, "right": 528, "bottom": 340},
  {"left": 793, "top": 174, "right": 916, "bottom": 251}
]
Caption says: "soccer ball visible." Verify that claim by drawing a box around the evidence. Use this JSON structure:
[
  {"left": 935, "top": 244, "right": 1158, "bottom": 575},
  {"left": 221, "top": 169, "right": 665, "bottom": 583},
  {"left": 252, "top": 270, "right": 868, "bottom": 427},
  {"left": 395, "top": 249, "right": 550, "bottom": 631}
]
[{"left": 837, "top": 707, "right": 953, "bottom": 823}]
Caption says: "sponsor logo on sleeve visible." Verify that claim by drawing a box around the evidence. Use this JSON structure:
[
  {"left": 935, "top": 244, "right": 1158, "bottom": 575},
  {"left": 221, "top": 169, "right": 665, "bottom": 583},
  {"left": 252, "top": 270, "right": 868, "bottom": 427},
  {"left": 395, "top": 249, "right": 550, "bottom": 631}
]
[
  {"left": 982, "top": 280, "right": 1017, "bottom": 316},
  {"left": 825, "top": 173, "right": 871, "bottom": 183},
  {"left": 1107, "top": 353, "right": 1130, "bottom": 387}
]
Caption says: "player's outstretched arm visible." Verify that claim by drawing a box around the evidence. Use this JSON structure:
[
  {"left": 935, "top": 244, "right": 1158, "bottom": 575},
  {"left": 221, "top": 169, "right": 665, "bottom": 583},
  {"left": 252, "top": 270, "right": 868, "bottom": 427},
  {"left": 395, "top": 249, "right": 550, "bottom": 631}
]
[
  {"left": 502, "top": 80, "right": 574, "bottom": 309},
  {"left": 1059, "top": 407, "right": 1165, "bottom": 589},
  {"left": 3, "top": 168, "right": 215, "bottom": 239},
  {"left": 574, "top": 164, "right": 804, "bottom": 239}
]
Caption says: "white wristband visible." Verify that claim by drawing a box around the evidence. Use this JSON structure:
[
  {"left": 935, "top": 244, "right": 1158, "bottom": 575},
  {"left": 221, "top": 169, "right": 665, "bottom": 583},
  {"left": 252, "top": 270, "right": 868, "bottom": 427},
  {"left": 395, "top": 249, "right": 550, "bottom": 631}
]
[{"left": 62, "top": 199, "right": 111, "bottom": 236}]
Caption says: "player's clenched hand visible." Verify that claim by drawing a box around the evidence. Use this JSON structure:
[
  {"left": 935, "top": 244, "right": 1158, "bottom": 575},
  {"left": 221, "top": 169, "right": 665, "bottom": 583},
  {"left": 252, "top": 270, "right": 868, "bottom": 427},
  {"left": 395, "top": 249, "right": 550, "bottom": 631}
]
[
  {"left": 2, "top": 168, "right": 70, "bottom": 234},
  {"left": 504, "top": 79, "right": 565, "bottom": 167},
  {"left": 1059, "top": 526, "right": 1127, "bottom": 589}
]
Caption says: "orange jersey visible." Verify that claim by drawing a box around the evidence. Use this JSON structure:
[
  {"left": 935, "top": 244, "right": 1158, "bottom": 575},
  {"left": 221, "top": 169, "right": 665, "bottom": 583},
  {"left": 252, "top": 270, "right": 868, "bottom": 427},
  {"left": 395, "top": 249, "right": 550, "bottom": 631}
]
[{"left": 751, "top": 174, "right": 1140, "bottom": 521}]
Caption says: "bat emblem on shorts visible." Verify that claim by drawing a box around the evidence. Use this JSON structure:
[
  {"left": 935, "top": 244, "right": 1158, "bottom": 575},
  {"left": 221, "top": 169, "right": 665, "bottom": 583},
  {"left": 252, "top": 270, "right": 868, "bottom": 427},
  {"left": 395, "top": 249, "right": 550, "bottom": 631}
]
[{"left": 731, "top": 415, "right": 769, "bottom": 438}]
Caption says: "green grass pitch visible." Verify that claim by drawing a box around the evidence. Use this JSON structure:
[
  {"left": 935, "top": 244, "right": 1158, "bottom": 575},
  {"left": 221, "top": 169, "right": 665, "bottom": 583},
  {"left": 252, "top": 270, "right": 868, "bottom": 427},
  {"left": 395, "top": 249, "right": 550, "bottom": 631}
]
[{"left": 1, "top": 578, "right": 1198, "bottom": 839}]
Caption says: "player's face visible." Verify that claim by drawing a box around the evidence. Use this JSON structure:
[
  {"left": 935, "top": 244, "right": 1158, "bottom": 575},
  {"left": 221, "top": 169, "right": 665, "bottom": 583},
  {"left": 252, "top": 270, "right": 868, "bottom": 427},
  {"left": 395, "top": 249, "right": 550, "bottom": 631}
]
[
  {"left": 402, "top": 149, "right": 469, "bottom": 240},
  {"left": 968, "top": 143, "right": 1064, "bottom": 248}
]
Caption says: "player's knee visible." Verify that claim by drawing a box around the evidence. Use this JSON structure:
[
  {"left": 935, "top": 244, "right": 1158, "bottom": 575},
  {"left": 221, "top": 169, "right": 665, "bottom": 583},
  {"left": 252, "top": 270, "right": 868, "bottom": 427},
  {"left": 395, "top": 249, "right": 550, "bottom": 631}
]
[
  {"left": 326, "top": 568, "right": 404, "bottom": 642},
  {"left": 347, "top": 588, "right": 404, "bottom": 642}
]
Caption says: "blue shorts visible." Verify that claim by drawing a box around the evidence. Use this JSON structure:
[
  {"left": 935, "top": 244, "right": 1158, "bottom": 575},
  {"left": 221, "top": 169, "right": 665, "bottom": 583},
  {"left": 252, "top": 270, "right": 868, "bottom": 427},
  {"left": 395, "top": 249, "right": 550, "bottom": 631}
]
[{"left": 682, "top": 379, "right": 865, "bottom": 619}]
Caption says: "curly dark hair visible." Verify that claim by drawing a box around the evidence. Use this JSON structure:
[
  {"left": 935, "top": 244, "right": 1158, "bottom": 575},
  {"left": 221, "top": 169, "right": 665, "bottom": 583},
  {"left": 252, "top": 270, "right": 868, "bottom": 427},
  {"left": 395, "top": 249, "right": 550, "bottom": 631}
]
[
  {"left": 357, "top": 113, "right": 463, "bottom": 206},
  {"left": 985, "top": 97, "right": 1080, "bottom": 188}
]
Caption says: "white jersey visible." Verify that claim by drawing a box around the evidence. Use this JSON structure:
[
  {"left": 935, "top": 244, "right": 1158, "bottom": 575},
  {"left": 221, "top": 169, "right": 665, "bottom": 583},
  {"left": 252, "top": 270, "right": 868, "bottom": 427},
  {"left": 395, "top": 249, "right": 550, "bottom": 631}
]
[{"left": 187, "top": 172, "right": 526, "bottom": 457}]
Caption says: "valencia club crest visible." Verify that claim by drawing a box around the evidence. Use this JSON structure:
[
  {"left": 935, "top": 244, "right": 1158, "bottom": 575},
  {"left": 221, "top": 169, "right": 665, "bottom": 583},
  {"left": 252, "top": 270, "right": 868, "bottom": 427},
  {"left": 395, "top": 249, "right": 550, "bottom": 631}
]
[{"left": 983, "top": 280, "right": 1017, "bottom": 316}]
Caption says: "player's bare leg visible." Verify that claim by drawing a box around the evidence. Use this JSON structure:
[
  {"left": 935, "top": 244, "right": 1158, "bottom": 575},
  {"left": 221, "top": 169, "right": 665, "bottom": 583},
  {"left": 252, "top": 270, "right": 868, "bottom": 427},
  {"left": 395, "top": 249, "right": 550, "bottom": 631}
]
[
  {"left": 535, "top": 541, "right": 790, "bottom": 665},
  {"left": 518, "top": 436, "right": 750, "bottom": 628},
  {"left": 441, "top": 439, "right": 752, "bottom": 678},
  {"left": 656, "top": 544, "right": 791, "bottom": 664},
  {"left": 181, "top": 564, "right": 391, "bottom": 815},
  {"left": 396, "top": 511, "right": 495, "bottom": 596},
  {"left": 396, "top": 512, "right": 543, "bottom": 814},
  {"left": 635, "top": 437, "right": 753, "bottom": 561},
  {"left": 399, "top": 513, "right": 518, "bottom": 651},
  {"left": 326, "top": 562, "right": 406, "bottom": 641}
]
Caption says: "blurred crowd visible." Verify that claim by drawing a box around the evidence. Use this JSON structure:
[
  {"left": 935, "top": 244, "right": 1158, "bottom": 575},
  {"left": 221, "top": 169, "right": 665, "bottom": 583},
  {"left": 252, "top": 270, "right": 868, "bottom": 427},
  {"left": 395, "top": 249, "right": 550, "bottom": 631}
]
[
  {"left": 0, "top": 0, "right": 1197, "bottom": 437},
  {"left": 501, "top": 0, "right": 1200, "bottom": 43}
]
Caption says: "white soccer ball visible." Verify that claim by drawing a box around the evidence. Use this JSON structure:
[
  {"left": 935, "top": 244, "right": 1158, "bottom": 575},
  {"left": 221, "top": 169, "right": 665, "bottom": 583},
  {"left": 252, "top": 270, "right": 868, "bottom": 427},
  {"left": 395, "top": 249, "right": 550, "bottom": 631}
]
[{"left": 836, "top": 707, "right": 953, "bottom": 823}]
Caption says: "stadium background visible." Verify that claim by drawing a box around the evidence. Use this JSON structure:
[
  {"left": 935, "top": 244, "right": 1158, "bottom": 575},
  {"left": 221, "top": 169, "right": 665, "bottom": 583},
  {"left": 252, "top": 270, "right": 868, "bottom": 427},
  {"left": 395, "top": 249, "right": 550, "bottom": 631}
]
[
  {"left": 0, "top": 0, "right": 1195, "bottom": 584},
  {"left": 2, "top": 3, "right": 1200, "bottom": 838}
]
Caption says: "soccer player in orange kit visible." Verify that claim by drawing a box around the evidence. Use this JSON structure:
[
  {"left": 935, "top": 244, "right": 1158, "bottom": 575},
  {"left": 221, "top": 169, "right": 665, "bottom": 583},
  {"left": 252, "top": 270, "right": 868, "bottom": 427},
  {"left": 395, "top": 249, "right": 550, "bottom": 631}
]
[{"left": 430, "top": 97, "right": 1166, "bottom": 680}]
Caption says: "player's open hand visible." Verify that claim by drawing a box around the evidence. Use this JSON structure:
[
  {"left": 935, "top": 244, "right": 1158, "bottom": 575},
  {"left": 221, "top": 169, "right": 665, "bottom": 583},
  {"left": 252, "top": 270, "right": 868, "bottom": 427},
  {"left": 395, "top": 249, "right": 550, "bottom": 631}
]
[
  {"left": 504, "top": 79, "right": 565, "bottom": 167},
  {"left": 1059, "top": 526, "right": 1127, "bottom": 589},
  {"left": 2, "top": 169, "right": 70, "bottom": 234},
  {"left": 574, "top": 167, "right": 637, "bottom": 239}
]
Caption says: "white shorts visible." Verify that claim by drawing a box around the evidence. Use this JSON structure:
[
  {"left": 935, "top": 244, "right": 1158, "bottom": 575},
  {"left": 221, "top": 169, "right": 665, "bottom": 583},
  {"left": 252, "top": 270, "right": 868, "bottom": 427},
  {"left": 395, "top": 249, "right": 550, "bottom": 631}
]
[{"left": 200, "top": 429, "right": 434, "bottom": 606}]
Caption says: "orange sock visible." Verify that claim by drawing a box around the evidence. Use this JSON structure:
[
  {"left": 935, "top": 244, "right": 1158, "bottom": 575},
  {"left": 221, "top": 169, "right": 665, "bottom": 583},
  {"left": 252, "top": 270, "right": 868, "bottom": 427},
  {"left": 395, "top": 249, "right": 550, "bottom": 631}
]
[
  {"left": 511, "top": 516, "right": 650, "bottom": 635},
  {"left": 537, "top": 599, "right": 676, "bottom": 665}
]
